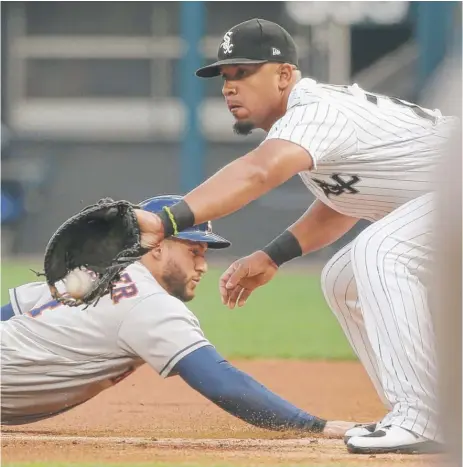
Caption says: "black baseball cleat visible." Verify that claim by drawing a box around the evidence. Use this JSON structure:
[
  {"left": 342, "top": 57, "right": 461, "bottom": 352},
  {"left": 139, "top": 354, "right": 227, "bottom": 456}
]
[{"left": 346, "top": 425, "right": 444, "bottom": 454}]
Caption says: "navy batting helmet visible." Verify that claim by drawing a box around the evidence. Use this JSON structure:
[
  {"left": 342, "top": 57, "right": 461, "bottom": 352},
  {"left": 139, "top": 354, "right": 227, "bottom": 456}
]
[{"left": 139, "top": 195, "right": 231, "bottom": 249}]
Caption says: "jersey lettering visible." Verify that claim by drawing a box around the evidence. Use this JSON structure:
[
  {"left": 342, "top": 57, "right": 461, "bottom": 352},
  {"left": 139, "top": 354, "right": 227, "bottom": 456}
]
[
  {"left": 27, "top": 272, "right": 139, "bottom": 316},
  {"left": 312, "top": 174, "right": 360, "bottom": 197},
  {"left": 28, "top": 299, "right": 62, "bottom": 318},
  {"left": 111, "top": 273, "right": 139, "bottom": 304},
  {"left": 324, "top": 85, "right": 437, "bottom": 124},
  {"left": 387, "top": 96, "right": 437, "bottom": 124}
]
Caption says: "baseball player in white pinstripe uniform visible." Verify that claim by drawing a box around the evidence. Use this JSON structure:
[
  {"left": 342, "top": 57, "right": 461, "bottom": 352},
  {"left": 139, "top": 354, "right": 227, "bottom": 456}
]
[{"left": 73, "top": 19, "right": 458, "bottom": 454}]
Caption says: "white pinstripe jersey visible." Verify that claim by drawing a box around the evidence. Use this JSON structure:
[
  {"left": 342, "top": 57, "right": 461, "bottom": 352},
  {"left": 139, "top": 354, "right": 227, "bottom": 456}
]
[{"left": 265, "top": 78, "right": 457, "bottom": 222}]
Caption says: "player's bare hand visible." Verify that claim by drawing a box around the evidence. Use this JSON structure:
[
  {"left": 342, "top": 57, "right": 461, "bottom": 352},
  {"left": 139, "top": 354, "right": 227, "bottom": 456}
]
[
  {"left": 219, "top": 251, "right": 278, "bottom": 309},
  {"left": 134, "top": 209, "right": 165, "bottom": 249},
  {"left": 323, "top": 420, "right": 362, "bottom": 438}
]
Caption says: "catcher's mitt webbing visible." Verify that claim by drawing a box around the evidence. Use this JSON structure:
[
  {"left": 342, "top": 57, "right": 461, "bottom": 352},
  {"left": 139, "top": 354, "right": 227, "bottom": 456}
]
[
  {"left": 157, "top": 200, "right": 195, "bottom": 237},
  {"left": 43, "top": 198, "right": 148, "bottom": 307}
]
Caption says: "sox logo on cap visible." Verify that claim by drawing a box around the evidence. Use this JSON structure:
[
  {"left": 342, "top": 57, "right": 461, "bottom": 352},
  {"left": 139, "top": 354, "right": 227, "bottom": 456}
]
[{"left": 221, "top": 32, "right": 234, "bottom": 54}]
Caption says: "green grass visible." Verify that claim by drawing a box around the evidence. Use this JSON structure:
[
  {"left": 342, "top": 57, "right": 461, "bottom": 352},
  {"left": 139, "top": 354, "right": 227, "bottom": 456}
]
[{"left": 1, "top": 261, "right": 354, "bottom": 360}]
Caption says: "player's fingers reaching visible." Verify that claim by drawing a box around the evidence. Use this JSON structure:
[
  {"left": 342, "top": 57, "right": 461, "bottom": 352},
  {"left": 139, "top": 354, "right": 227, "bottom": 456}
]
[
  {"left": 226, "top": 263, "right": 248, "bottom": 290},
  {"left": 219, "top": 262, "right": 242, "bottom": 305},
  {"left": 237, "top": 288, "right": 252, "bottom": 307},
  {"left": 227, "top": 286, "right": 245, "bottom": 310},
  {"left": 219, "top": 251, "right": 280, "bottom": 308}
]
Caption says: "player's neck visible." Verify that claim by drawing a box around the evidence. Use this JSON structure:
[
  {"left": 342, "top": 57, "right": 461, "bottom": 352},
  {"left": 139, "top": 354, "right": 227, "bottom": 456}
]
[
  {"left": 140, "top": 255, "right": 176, "bottom": 296},
  {"left": 262, "top": 81, "right": 297, "bottom": 132},
  {"left": 140, "top": 256, "right": 163, "bottom": 285}
]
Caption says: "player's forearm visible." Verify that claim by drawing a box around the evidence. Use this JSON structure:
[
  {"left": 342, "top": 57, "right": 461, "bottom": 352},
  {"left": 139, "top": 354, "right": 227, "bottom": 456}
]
[
  {"left": 289, "top": 199, "right": 359, "bottom": 255},
  {"left": 154, "top": 140, "right": 311, "bottom": 236},
  {"left": 262, "top": 200, "right": 358, "bottom": 267},
  {"left": 183, "top": 157, "right": 287, "bottom": 225},
  {"left": 174, "top": 346, "right": 326, "bottom": 432}
]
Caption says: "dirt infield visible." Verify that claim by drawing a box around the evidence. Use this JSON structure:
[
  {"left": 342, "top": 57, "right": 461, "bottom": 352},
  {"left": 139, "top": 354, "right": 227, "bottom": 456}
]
[{"left": 2, "top": 360, "right": 438, "bottom": 466}]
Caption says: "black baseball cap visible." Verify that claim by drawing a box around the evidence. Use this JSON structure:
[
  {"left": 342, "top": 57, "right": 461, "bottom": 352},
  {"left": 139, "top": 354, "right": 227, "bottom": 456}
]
[{"left": 196, "top": 18, "right": 299, "bottom": 79}]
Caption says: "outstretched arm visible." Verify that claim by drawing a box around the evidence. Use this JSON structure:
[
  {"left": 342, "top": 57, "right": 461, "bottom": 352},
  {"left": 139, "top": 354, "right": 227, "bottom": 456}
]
[
  {"left": 136, "top": 140, "right": 312, "bottom": 247},
  {"left": 183, "top": 140, "right": 312, "bottom": 224},
  {"left": 177, "top": 100, "right": 356, "bottom": 227},
  {"left": 173, "top": 345, "right": 353, "bottom": 437}
]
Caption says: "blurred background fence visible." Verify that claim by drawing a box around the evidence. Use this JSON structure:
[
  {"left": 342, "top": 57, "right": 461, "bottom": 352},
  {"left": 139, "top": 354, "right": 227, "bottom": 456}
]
[{"left": 1, "top": 1, "right": 461, "bottom": 262}]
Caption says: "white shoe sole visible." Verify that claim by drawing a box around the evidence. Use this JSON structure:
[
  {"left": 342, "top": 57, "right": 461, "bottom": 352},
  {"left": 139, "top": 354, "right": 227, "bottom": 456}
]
[
  {"left": 346, "top": 425, "right": 444, "bottom": 455},
  {"left": 347, "top": 439, "right": 443, "bottom": 454}
]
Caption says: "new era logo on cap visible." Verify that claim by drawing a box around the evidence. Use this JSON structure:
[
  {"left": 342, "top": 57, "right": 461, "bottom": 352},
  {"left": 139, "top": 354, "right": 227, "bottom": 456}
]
[{"left": 196, "top": 18, "right": 299, "bottom": 78}]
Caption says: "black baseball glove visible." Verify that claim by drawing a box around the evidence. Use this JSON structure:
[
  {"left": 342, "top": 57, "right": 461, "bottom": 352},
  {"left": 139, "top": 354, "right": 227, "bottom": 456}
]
[{"left": 43, "top": 198, "right": 148, "bottom": 307}]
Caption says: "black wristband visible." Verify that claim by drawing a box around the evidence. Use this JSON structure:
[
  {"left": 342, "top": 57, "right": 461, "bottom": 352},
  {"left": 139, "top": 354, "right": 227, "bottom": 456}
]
[
  {"left": 262, "top": 230, "right": 302, "bottom": 267},
  {"left": 157, "top": 209, "right": 175, "bottom": 237},
  {"left": 157, "top": 200, "right": 196, "bottom": 238}
]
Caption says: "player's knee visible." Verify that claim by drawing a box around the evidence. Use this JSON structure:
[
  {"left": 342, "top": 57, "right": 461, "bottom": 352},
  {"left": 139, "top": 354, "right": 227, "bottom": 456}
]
[
  {"left": 351, "top": 226, "right": 397, "bottom": 289},
  {"left": 350, "top": 227, "right": 379, "bottom": 272},
  {"left": 320, "top": 269, "right": 332, "bottom": 309},
  {"left": 321, "top": 261, "right": 334, "bottom": 300},
  {"left": 321, "top": 258, "right": 347, "bottom": 311},
  {"left": 351, "top": 224, "right": 377, "bottom": 252}
]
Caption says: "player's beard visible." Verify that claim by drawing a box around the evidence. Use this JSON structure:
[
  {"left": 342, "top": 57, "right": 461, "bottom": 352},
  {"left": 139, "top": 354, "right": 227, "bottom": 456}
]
[
  {"left": 161, "top": 259, "right": 194, "bottom": 302},
  {"left": 233, "top": 120, "right": 255, "bottom": 136}
]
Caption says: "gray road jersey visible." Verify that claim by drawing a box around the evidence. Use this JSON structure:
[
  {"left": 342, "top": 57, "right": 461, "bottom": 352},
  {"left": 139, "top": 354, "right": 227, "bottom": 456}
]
[{"left": 1, "top": 262, "right": 211, "bottom": 425}]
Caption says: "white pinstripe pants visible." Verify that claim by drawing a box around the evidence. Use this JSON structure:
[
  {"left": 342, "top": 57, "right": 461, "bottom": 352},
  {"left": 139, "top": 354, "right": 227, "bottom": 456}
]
[{"left": 321, "top": 193, "right": 439, "bottom": 441}]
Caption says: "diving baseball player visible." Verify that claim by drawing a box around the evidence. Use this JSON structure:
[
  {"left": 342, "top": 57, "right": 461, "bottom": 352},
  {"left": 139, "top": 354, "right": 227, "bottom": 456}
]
[
  {"left": 1, "top": 195, "right": 353, "bottom": 437},
  {"left": 125, "top": 20, "right": 457, "bottom": 454}
]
